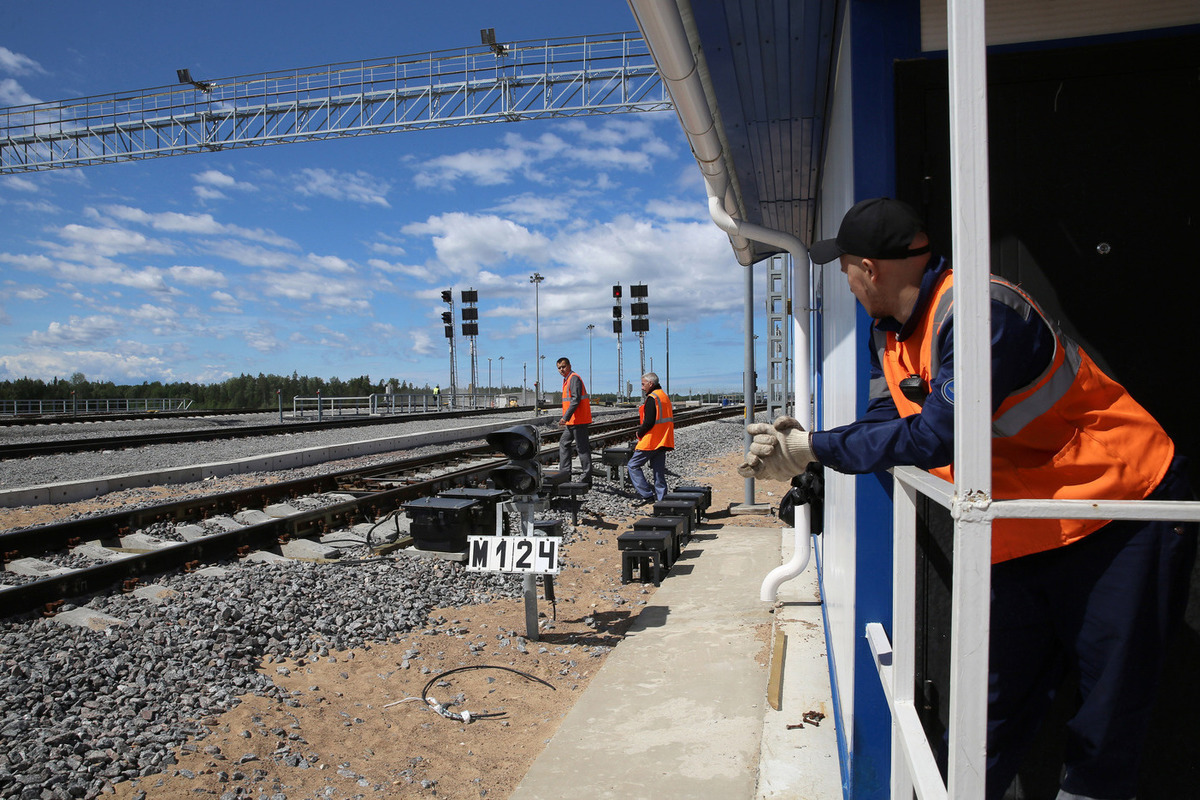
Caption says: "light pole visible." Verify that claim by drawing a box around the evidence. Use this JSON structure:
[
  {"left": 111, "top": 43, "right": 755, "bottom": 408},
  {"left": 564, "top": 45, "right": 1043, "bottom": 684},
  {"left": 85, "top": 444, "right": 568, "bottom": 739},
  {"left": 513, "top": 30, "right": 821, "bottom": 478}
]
[
  {"left": 523, "top": 361, "right": 527, "bottom": 405},
  {"left": 499, "top": 356, "right": 505, "bottom": 395},
  {"left": 529, "top": 272, "right": 544, "bottom": 415},
  {"left": 487, "top": 357, "right": 492, "bottom": 405},
  {"left": 587, "top": 323, "right": 595, "bottom": 396}
]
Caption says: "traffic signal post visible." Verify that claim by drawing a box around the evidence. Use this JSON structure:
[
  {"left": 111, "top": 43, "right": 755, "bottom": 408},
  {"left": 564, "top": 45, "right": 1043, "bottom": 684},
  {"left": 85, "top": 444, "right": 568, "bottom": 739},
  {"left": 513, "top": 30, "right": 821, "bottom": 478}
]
[{"left": 468, "top": 425, "right": 561, "bottom": 640}]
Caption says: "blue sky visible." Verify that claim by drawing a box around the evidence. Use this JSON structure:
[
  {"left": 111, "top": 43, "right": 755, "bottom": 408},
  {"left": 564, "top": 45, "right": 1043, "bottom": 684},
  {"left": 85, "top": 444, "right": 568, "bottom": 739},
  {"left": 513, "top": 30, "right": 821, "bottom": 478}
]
[{"left": 0, "top": 1, "right": 758, "bottom": 397}]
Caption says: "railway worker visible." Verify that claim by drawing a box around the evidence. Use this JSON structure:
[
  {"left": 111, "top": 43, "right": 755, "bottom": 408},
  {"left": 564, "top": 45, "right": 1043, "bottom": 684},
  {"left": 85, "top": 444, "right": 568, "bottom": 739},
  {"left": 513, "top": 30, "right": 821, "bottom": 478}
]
[
  {"left": 629, "top": 372, "right": 674, "bottom": 503},
  {"left": 433, "top": 384, "right": 441, "bottom": 410},
  {"left": 738, "top": 196, "right": 1197, "bottom": 800},
  {"left": 556, "top": 357, "right": 594, "bottom": 484}
]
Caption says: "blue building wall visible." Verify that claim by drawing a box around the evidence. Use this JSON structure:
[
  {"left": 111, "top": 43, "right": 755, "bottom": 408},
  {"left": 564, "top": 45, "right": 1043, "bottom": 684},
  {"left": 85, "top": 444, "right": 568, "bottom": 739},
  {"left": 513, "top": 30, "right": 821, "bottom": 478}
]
[{"left": 844, "top": 0, "right": 923, "bottom": 796}]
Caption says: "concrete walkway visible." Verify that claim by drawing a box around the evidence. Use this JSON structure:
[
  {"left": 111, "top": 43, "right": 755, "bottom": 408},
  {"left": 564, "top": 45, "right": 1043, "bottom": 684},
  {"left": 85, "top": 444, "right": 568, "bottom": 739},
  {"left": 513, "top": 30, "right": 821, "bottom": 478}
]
[{"left": 510, "top": 523, "right": 842, "bottom": 800}]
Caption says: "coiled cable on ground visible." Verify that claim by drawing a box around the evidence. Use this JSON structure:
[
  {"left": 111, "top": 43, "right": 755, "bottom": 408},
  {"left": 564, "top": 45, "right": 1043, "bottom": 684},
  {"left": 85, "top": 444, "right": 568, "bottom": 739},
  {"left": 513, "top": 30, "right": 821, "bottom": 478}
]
[{"left": 418, "top": 664, "right": 556, "bottom": 723}]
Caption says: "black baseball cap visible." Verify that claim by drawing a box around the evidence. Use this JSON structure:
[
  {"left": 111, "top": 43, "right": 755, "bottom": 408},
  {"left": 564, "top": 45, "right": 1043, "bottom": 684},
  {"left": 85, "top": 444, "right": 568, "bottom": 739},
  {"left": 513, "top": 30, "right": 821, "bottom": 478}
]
[{"left": 809, "top": 197, "right": 930, "bottom": 264}]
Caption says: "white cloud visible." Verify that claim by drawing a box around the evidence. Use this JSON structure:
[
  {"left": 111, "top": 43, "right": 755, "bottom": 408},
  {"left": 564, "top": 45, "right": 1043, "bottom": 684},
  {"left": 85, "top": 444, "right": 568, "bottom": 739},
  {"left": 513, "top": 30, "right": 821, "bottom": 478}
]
[
  {"left": 0, "top": 349, "right": 175, "bottom": 383},
  {"left": 0, "top": 176, "right": 39, "bottom": 193},
  {"left": 303, "top": 253, "right": 355, "bottom": 274},
  {"left": 414, "top": 120, "right": 677, "bottom": 189},
  {"left": 101, "top": 205, "right": 295, "bottom": 248},
  {"left": 258, "top": 270, "right": 370, "bottom": 312},
  {"left": 12, "top": 286, "right": 47, "bottom": 301},
  {"left": 209, "top": 290, "right": 241, "bottom": 314},
  {"left": 401, "top": 213, "right": 550, "bottom": 272},
  {"left": 191, "top": 169, "right": 257, "bottom": 201},
  {"left": 293, "top": 168, "right": 391, "bottom": 207},
  {"left": 243, "top": 325, "right": 282, "bottom": 353},
  {"left": 194, "top": 169, "right": 256, "bottom": 191},
  {"left": 0, "top": 78, "right": 39, "bottom": 106},
  {"left": 489, "top": 192, "right": 576, "bottom": 224},
  {"left": 408, "top": 328, "right": 436, "bottom": 356},
  {"left": 169, "top": 265, "right": 228, "bottom": 287},
  {"left": 0, "top": 47, "right": 45, "bottom": 76},
  {"left": 56, "top": 223, "right": 174, "bottom": 259},
  {"left": 367, "top": 258, "right": 428, "bottom": 279},
  {"left": 25, "top": 315, "right": 126, "bottom": 347}
]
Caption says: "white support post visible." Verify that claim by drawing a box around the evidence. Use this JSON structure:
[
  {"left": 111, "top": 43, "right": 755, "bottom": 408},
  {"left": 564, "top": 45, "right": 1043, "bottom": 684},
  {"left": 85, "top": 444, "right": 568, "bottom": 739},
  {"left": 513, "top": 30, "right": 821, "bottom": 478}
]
[
  {"left": 892, "top": 478, "right": 919, "bottom": 799},
  {"left": 946, "top": 0, "right": 994, "bottom": 795}
]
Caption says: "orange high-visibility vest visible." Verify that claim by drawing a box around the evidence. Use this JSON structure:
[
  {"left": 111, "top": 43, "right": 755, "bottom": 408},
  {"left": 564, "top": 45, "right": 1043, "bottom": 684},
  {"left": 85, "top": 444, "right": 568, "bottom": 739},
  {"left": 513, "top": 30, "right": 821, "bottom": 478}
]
[
  {"left": 561, "top": 372, "right": 592, "bottom": 425},
  {"left": 877, "top": 268, "right": 1174, "bottom": 563},
  {"left": 637, "top": 389, "right": 675, "bottom": 450}
]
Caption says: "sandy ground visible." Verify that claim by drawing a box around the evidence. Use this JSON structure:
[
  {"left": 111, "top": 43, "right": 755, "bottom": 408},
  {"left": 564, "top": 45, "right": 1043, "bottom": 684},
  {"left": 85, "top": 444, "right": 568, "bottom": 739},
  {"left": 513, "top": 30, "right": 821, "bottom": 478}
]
[{"left": 15, "top": 450, "right": 786, "bottom": 800}]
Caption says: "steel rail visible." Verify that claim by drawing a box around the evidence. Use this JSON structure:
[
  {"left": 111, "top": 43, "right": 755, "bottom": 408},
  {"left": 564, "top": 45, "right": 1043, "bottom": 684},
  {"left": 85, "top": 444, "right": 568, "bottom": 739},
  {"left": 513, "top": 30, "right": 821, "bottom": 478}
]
[
  {"left": 0, "top": 405, "right": 520, "bottom": 459},
  {"left": 0, "top": 405, "right": 744, "bottom": 617}
]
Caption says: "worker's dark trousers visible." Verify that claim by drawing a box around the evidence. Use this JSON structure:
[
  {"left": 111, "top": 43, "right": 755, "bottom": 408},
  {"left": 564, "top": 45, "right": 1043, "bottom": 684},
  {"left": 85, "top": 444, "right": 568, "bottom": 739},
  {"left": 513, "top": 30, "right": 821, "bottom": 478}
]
[{"left": 985, "top": 456, "right": 1198, "bottom": 800}]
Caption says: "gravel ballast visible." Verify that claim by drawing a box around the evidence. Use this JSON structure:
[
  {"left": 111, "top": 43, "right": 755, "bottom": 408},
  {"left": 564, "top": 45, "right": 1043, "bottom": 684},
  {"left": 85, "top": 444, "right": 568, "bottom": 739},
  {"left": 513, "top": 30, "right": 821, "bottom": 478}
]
[{"left": 0, "top": 415, "right": 755, "bottom": 800}]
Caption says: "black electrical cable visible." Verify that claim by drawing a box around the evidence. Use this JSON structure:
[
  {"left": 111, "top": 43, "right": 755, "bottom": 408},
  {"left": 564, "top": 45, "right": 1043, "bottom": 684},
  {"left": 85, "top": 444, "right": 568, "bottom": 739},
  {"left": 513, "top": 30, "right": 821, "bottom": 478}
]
[
  {"left": 365, "top": 509, "right": 403, "bottom": 550},
  {"left": 420, "top": 665, "right": 555, "bottom": 723}
]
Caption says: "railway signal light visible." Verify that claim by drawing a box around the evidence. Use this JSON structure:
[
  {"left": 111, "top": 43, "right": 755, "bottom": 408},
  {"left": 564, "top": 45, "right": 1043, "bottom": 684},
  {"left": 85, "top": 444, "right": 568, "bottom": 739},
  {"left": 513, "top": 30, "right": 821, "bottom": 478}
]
[
  {"left": 612, "top": 284, "right": 622, "bottom": 299},
  {"left": 485, "top": 424, "right": 542, "bottom": 494},
  {"left": 441, "top": 289, "right": 453, "bottom": 304}
]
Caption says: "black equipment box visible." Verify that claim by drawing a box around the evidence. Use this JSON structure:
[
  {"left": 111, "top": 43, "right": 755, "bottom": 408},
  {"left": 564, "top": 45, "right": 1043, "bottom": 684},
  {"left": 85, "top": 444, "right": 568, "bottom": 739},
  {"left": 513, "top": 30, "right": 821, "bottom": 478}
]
[
  {"left": 403, "top": 496, "right": 484, "bottom": 552},
  {"left": 673, "top": 484, "right": 713, "bottom": 511},
  {"left": 601, "top": 442, "right": 635, "bottom": 466},
  {"left": 654, "top": 498, "right": 701, "bottom": 528},
  {"left": 438, "top": 487, "right": 506, "bottom": 534}
]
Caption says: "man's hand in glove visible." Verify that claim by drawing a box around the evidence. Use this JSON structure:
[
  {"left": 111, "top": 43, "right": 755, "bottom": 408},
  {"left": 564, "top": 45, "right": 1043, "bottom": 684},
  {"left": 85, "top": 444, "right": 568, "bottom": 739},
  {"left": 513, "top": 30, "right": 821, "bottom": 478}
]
[{"left": 737, "top": 416, "right": 816, "bottom": 481}]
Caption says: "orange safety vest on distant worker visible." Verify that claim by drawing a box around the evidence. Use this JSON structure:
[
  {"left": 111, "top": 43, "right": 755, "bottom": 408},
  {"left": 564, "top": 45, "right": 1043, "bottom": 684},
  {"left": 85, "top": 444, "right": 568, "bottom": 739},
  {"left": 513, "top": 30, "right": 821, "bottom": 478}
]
[
  {"left": 636, "top": 388, "right": 675, "bottom": 451},
  {"left": 877, "top": 268, "right": 1174, "bottom": 563},
  {"left": 561, "top": 372, "right": 592, "bottom": 425}
]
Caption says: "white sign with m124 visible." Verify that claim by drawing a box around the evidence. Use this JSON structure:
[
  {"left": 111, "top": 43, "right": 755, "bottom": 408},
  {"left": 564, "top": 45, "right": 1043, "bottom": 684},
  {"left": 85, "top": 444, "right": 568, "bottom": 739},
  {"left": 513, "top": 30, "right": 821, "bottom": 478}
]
[{"left": 465, "top": 535, "right": 561, "bottom": 574}]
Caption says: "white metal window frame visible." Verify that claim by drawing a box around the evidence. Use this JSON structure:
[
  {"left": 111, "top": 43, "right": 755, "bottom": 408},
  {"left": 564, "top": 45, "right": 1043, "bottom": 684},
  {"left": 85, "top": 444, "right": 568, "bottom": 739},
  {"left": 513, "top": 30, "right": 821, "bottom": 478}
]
[{"left": 863, "top": 1, "right": 1200, "bottom": 798}]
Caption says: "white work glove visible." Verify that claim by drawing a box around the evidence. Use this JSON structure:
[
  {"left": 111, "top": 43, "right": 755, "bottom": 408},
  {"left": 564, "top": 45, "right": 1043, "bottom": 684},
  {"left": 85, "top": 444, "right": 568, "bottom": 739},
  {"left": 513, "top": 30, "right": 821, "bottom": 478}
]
[{"left": 737, "top": 416, "right": 816, "bottom": 481}]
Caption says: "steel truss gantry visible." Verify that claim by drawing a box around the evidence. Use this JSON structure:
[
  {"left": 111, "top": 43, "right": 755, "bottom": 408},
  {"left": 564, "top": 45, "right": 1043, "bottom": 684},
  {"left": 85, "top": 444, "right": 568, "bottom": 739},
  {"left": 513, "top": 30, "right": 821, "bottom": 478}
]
[{"left": 0, "top": 32, "right": 670, "bottom": 173}]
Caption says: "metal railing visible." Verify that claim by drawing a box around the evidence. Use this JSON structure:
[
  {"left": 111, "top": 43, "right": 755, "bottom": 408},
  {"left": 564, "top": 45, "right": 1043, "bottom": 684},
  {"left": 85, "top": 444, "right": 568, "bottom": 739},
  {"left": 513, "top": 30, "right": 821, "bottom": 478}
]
[
  {"left": 866, "top": 467, "right": 1200, "bottom": 800},
  {"left": 291, "top": 392, "right": 524, "bottom": 418},
  {"left": 0, "top": 33, "right": 669, "bottom": 173},
  {"left": 0, "top": 397, "right": 193, "bottom": 416}
]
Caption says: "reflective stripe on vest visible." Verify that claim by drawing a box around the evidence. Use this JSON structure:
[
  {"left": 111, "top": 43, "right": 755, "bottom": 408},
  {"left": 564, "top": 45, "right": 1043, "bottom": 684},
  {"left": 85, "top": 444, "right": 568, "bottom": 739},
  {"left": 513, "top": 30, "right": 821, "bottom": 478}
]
[
  {"left": 877, "top": 268, "right": 1174, "bottom": 563},
  {"left": 561, "top": 372, "right": 592, "bottom": 425},
  {"left": 637, "top": 389, "right": 674, "bottom": 450}
]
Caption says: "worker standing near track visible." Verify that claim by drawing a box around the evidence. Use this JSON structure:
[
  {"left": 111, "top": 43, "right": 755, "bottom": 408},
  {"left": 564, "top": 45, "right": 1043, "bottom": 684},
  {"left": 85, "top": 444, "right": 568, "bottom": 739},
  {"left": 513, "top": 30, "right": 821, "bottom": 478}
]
[
  {"left": 556, "top": 357, "right": 593, "bottom": 484},
  {"left": 629, "top": 372, "right": 674, "bottom": 503},
  {"left": 737, "top": 196, "right": 1197, "bottom": 800}
]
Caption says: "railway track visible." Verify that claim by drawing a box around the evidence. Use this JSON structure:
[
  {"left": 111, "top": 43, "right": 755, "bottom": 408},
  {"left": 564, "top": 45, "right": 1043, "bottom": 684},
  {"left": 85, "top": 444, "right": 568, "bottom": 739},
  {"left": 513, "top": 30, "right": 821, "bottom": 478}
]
[
  {"left": 0, "top": 404, "right": 745, "bottom": 617},
  {"left": 0, "top": 405, "right": 527, "bottom": 459}
]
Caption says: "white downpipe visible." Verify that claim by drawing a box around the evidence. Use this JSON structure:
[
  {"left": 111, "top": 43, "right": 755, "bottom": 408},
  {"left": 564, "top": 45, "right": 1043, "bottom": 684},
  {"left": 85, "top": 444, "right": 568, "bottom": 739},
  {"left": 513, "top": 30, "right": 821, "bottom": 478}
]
[
  {"left": 628, "top": 0, "right": 816, "bottom": 600},
  {"left": 708, "top": 192, "right": 816, "bottom": 601}
]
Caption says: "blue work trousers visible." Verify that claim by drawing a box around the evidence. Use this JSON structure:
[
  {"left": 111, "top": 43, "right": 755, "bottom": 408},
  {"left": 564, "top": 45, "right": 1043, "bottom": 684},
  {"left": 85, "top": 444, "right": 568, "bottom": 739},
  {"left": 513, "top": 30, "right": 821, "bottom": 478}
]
[
  {"left": 627, "top": 447, "right": 668, "bottom": 501},
  {"left": 985, "top": 456, "right": 1197, "bottom": 800}
]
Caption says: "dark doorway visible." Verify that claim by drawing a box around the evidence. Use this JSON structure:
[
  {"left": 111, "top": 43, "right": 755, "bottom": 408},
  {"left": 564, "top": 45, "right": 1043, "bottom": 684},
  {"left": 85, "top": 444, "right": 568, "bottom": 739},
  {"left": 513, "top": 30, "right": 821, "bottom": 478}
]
[{"left": 895, "top": 32, "right": 1200, "bottom": 800}]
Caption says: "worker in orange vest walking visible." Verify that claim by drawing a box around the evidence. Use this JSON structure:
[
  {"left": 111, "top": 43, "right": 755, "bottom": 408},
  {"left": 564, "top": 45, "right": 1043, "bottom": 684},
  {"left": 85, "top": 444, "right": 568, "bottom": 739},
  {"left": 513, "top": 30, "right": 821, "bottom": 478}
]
[
  {"left": 629, "top": 372, "right": 674, "bottom": 503},
  {"left": 556, "top": 357, "right": 593, "bottom": 484}
]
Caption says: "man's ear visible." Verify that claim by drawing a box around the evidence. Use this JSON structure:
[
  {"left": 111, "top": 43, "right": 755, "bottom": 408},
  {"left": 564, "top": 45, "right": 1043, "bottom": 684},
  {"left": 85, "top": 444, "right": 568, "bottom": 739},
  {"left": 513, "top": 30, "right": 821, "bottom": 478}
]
[{"left": 861, "top": 257, "right": 878, "bottom": 281}]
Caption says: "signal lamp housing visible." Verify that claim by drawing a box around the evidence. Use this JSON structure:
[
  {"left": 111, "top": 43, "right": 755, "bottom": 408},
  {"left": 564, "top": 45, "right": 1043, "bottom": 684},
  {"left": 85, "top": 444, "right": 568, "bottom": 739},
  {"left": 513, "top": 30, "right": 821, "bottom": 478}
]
[
  {"left": 489, "top": 461, "right": 542, "bottom": 494},
  {"left": 485, "top": 424, "right": 543, "bottom": 494},
  {"left": 486, "top": 424, "right": 539, "bottom": 459}
]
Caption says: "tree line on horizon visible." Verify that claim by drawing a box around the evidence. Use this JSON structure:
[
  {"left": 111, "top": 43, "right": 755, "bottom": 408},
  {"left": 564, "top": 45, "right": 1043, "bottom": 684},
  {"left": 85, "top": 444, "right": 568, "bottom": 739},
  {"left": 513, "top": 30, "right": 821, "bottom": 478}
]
[
  {"left": 1, "top": 371, "right": 739, "bottom": 409},
  {"left": 0, "top": 372, "right": 484, "bottom": 409}
]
